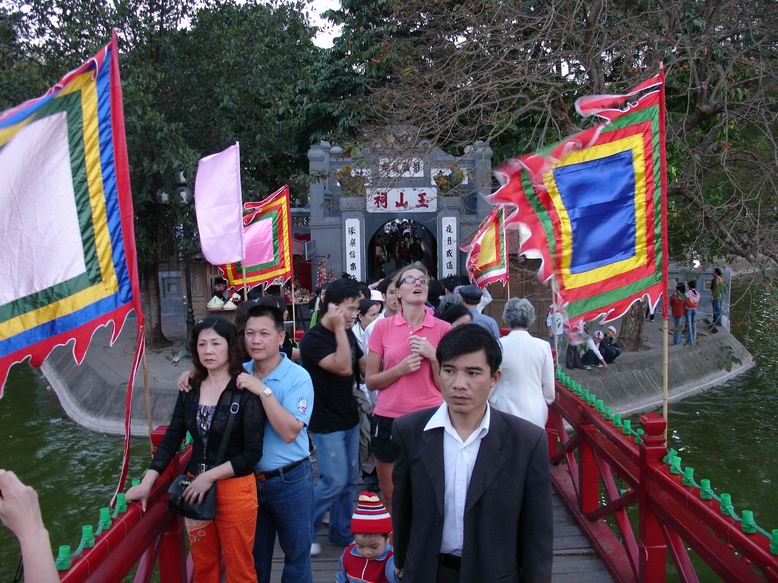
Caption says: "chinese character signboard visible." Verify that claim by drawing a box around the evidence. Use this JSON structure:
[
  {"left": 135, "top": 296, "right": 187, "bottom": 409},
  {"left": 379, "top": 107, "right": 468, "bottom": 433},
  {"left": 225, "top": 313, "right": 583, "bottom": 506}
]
[
  {"left": 344, "top": 218, "right": 362, "bottom": 280},
  {"left": 441, "top": 217, "right": 458, "bottom": 277},
  {"left": 366, "top": 188, "right": 438, "bottom": 213}
]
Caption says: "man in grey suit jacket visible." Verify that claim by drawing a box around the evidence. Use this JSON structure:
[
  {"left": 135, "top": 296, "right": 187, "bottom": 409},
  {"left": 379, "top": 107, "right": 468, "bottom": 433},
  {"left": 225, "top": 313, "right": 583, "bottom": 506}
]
[{"left": 392, "top": 324, "right": 553, "bottom": 583}]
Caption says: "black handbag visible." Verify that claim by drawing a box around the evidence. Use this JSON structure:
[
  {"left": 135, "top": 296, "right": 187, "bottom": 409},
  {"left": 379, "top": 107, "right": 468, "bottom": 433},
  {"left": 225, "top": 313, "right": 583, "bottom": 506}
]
[{"left": 167, "top": 391, "right": 242, "bottom": 520}]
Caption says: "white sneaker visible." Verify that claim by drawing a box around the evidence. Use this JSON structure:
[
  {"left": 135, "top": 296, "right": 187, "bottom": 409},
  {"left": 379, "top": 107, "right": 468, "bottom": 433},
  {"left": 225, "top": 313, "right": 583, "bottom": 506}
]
[{"left": 310, "top": 542, "right": 321, "bottom": 556}]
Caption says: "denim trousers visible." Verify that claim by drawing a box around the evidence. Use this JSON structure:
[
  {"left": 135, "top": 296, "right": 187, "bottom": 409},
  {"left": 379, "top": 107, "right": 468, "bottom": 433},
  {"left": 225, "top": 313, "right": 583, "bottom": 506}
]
[
  {"left": 673, "top": 315, "right": 684, "bottom": 345},
  {"left": 253, "top": 459, "right": 313, "bottom": 583},
  {"left": 685, "top": 309, "right": 697, "bottom": 344},
  {"left": 712, "top": 299, "right": 722, "bottom": 326},
  {"left": 311, "top": 425, "right": 360, "bottom": 545}
]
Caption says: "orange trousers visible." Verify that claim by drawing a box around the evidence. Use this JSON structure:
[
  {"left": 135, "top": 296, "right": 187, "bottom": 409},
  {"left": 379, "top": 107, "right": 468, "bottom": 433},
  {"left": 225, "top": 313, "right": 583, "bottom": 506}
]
[{"left": 185, "top": 474, "right": 258, "bottom": 583}]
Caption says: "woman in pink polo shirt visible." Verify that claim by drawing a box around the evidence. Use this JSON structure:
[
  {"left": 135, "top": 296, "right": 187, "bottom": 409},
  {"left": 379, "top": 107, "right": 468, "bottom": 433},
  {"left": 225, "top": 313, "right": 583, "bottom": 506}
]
[{"left": 365, "top": 263, "right": 452, "bottom": 512}]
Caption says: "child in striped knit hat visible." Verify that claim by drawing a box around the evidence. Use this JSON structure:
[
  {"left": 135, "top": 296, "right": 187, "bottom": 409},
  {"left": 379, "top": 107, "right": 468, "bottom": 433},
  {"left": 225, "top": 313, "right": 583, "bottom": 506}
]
[{"left": 336, "top": 491, "right": 398, "bottom": 583}]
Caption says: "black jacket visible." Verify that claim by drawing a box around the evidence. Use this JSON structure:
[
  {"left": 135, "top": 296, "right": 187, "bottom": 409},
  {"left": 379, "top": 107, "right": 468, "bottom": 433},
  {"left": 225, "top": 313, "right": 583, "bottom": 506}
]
[
  {"left": 149, "top": 380, "right": 265, "bottom": 477},
  {"left": 392, "top": 406, "right": 553, "bottom": 583}
]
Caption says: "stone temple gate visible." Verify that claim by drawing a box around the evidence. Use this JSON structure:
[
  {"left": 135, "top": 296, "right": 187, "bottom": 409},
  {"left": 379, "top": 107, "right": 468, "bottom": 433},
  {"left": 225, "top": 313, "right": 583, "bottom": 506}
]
[{"left": 307, "top": 139, "right": 493, "bottom": 283}]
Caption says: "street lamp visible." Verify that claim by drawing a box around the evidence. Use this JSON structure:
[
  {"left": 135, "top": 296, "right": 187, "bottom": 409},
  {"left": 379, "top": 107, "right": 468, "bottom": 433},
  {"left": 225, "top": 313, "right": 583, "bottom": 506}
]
[{"left": 155, "top": 172, "right": 195, "bottom": 342}]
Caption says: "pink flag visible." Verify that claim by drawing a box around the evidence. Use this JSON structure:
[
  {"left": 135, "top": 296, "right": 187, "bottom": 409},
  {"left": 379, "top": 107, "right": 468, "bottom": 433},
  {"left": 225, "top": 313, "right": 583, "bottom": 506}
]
[{"left": 194, "top": 143, "right": 243, "bottom": 264}]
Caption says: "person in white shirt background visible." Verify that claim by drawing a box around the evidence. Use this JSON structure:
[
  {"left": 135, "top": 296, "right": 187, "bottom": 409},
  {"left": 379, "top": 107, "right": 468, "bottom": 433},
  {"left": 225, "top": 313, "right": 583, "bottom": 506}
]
[{"left": 489, "top": 298, "right": 556, "bottom": 429}]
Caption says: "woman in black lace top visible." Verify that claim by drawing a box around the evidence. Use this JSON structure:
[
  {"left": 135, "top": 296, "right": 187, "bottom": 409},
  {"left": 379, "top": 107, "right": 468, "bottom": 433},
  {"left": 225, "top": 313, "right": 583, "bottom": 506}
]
[{"left": 126, "top": 318, "right": 265, "bottom": 583}]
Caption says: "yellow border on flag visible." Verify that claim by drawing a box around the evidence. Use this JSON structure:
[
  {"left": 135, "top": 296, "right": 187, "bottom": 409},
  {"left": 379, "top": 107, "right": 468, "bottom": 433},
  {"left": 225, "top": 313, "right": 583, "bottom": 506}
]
[
  {"left": 0, "top": 72, "right": 118, "bottom": 338},
  {"left": 544, "top": 134, "right": 647, "bottom": 290},
  {"left": 226, "top": 194, "right": 292, "bottom": 286}
]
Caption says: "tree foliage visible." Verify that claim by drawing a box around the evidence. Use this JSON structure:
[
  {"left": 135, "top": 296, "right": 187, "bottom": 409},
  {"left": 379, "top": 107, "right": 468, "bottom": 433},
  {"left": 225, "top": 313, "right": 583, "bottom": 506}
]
[
  {"left": 1, "top": 0, "right": 327, "bottom": 342},
  {"left": 342, "top": 0, "right": 777, "bottom": 268}
]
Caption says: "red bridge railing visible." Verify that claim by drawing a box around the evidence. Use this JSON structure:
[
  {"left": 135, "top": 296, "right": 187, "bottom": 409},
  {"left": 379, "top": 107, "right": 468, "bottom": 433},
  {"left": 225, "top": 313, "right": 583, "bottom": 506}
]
[
  {"left": 55, "top": 383, "right": 778, "bottom": 583},
  {"left": 548, "top": 374, "right": 778, "bottom": 583},
  {"left": 58, "top": 427, "right": 191, "bottom": 583}
]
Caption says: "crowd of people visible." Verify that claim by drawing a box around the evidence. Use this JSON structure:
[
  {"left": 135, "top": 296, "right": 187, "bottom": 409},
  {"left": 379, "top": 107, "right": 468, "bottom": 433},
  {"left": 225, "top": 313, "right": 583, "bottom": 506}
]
[
  {"left": 0, "top": 267, "right": 559, "bottom": 582},
  {"left": 12, "top": 264, "right": 736, "bottom": 582},
  {"left": 2, "top": 265, "right": 731, "bottom": 582}
]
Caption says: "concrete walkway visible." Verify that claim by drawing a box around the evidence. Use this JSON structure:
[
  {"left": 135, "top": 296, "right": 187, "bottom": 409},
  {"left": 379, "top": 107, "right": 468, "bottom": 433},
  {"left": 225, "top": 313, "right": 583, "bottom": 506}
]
[{"left": 563, "top": 312, "right": 754, "bottom": 416}]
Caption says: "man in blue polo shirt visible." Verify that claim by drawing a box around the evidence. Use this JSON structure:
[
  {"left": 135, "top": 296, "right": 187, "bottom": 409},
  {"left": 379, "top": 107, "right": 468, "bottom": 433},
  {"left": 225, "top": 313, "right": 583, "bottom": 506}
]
[{"left": 236, "top": 304, "right": 315, "bottom": 583}]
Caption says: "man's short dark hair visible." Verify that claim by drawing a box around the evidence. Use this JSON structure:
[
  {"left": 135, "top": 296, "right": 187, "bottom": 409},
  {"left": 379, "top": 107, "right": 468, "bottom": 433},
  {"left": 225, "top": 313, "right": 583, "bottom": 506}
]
[
  {"left": 436, "top": 324, "right": 502, "bottom": 375},
  {"left": 358, "top": 283, "right": 371, "bottom": 300},
  {"left": 377, "top": 272, "right": 396, "bottom": 295},
  {"left": 322, "top": 278, "right": 361, "bottom": 313},
  {"left": 440, "top": 303, "right": 471, "bottom": 325},
  {"left": 258, "top": 294, "right": 287, "bottom": 314},
  {"left": 246, "top": 304, "right": 285, "bottom": 332}
]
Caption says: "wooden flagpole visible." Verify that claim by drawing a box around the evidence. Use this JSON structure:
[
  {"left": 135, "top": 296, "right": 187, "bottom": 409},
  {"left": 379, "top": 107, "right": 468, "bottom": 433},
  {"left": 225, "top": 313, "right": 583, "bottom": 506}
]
[
  {"left": 241, "top": 264, "right": 248, "bottom": 302},
  {"left": 551, "top": 276, "right": 561, "bottom": 370},
  {"left": 141, "top": 343, "right": 154, "bottom": 458},
  {"left": 663, "top": 308, "right": 669, "bottom": 434},
  {"left": 658, "top": 61, "right": 670, "bottom": 440},
  {"left": 291, "top": 278, "right": 297, "bottom": 343}
]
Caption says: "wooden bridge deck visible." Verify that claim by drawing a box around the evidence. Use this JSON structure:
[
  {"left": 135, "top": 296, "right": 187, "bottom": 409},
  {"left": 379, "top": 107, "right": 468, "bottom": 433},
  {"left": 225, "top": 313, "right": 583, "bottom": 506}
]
[{"left": 269, "top": 490, "right": 613, "bottom": 582}]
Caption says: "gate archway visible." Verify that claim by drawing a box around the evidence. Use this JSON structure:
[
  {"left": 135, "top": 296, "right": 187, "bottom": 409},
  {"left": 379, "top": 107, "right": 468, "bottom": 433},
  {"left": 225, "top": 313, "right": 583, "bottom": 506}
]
[{"left": 367, "top": 219, "right": 437, "bottom": 281}]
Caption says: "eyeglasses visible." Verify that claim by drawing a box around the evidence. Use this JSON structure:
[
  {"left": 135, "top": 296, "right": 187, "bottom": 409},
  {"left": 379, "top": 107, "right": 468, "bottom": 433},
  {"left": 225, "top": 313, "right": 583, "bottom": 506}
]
[{"left": 401, "top": 276, "right": 428, "bottom": 286}]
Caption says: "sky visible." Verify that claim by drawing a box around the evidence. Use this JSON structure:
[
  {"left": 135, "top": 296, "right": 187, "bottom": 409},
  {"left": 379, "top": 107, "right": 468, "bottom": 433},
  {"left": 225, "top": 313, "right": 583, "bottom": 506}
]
[{"left": 306, "top": 0, "right": 342, "bottom": 48}]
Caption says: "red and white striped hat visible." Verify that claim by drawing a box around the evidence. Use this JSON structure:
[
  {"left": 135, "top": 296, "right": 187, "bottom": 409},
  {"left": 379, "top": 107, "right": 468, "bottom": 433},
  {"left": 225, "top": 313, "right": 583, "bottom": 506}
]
[{"left": 351, "top": 491, "right": 392, "bottom": 534}]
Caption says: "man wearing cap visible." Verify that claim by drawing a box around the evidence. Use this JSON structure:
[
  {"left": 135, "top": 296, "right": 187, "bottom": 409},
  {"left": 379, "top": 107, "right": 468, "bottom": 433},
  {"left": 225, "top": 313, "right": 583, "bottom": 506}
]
[
  {"left": 457, "top": 285, "right": 501, "bottom": 339},
  {"left": 601, "top": 325, "right": 622, "bottom": 364},
  {"left": 212, "top": 276, "right": 228, "bottom": 301}
]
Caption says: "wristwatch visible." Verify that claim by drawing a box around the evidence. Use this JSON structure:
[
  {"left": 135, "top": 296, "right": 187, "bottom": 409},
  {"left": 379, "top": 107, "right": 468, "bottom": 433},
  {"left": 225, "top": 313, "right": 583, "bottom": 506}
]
[{"left": 260, "top": 386, "right": 273, "bottom": 399}]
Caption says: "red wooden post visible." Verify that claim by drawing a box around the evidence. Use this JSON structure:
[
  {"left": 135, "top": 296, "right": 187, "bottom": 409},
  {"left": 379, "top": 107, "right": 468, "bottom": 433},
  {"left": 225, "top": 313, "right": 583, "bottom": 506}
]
[
  {"left": 580, "top": 424, "right": 599, "bottom": 514},
  {"left": 158, "top": 514, "right": 188, "bottom": 583},
  {"left": 638, "top": 413, "right": 668, "bottom": 583},
  {"left": 545, "top": 413, "right": 559, "bottom": 461}
]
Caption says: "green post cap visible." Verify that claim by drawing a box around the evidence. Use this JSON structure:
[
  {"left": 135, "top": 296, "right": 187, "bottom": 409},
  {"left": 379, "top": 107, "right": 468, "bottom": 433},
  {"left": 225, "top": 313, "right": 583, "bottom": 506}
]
[
  {"left": 596, "top": 399, "right": 604, "bottom": 413},
  {"left": 663, "top": 448, "right": 677, "bottom": 465},
  {"left": 700, "top": 479, "right": 714, "bottom": 500},
  {"left": 604, "top": 407, "right": 613, "bottom": 420},
  {"left": 588, "top": 393, "right": 597, "bottom": 407},
  {"left": 99, "top": 506, "right": 112, "bottom": 530},
  {"left": 55, "top": 545, "right": 72, "bottom": 570},
  {"left": 115, "top": 493, "right": 127, "bottom": 514},
  {"left": 613, "top": 413, "right": 623, "bottom": 428},
  {"left": 131, "top": 479, "right": 140, "bottom": 487},
  {"left": 81, "top": 524, "right": 95, "bottom": 548},
  {"left": 582, "top": 389, "right": 590, "bottom": 400},
  {"left": 669, "top": 455, "right": 682, "bottom": 475},
  {"left": 720, "top": 493, "right": 732, "bottom": 515},
  {"left": 741, "top": 510, "right": 756, "bottom": 534},
  {"left": 682, "top": 467, "right": 695, "bottom": 487},
  {"left": 770, "top": 529, "right": 778, "bottom": 555},
  {"left": 634, "top": 428, "right": 645, "bottom": 444},
  {"left": 622, "top": 419, "right": 632, "bottom": 434}
]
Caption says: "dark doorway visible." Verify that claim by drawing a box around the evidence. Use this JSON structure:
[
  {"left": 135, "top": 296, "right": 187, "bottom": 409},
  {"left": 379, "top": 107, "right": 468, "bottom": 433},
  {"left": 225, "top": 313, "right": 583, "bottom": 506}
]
[{"left": 367, "top": 219, "right": 437, "bottom": 281}]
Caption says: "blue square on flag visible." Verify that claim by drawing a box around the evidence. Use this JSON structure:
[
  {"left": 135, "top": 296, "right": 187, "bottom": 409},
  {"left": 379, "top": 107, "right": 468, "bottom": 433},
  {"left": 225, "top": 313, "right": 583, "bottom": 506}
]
[{"left": 553, "top": 150, "right": 637, "bottom": 274}]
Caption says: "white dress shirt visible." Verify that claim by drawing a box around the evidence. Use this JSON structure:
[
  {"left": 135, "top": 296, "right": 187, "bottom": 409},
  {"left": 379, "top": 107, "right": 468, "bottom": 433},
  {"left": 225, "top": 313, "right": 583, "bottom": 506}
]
[
  {"left": 424, "top": 402, "right": 491, "bottom": 556},
  {"left": 489, "top": 329, "right": 555, "bottom": 428}
]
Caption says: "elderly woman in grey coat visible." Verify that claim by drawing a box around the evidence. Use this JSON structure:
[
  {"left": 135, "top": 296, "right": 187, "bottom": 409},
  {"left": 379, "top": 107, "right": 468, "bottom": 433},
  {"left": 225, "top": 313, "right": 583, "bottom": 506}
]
[{"left": 489, "top": 298, "right": 556, "bottom": 428}]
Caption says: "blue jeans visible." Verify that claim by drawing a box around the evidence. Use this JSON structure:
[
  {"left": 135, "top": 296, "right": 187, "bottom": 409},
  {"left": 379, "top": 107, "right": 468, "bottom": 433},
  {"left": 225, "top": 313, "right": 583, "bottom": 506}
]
[
  {"left": 253, "top": 459, "right": 313, "bottom": 583},
  {"left": 685, "top": 309, "right": 697, "bottom": 344},
  {"left": 712, "top": 299, "right": 722, "bottom": 326},
  {"left": 673, "top": 316, "right": 684, "bottom": 345},
  {"left": 311, "top": 425, "right": 360, "bottom": 544}
]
